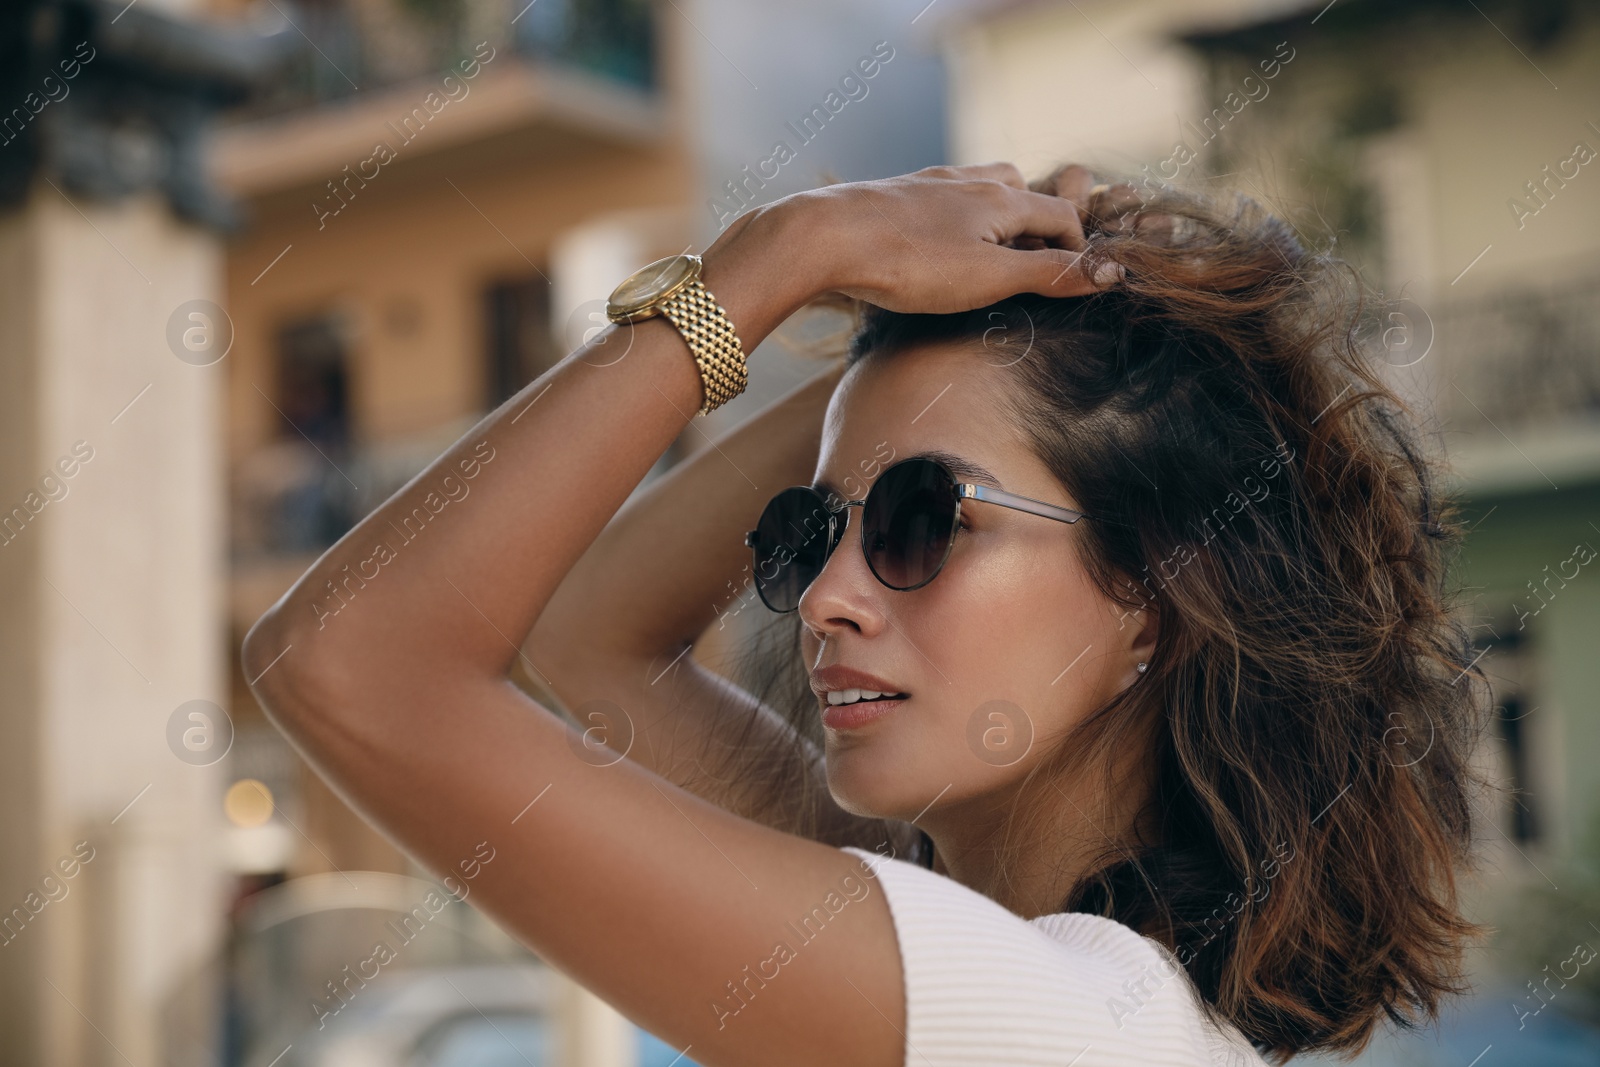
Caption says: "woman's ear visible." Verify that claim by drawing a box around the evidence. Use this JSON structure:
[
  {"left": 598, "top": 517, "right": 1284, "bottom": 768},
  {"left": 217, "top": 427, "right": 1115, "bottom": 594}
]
[{"left": 1126, "top": 603, "right": 1159, "bottom": 683}]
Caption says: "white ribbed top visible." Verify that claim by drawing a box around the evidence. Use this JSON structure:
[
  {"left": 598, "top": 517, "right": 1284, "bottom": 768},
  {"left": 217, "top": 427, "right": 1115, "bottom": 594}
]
[{"left": 842, "top": 846, "right": 1271, "bottom": 1067}]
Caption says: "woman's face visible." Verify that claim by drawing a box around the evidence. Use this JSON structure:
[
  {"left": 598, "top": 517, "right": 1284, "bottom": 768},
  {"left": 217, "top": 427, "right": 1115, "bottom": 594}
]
[{"left": 798, "top": 343, "right": 1154, "bottom": 824}]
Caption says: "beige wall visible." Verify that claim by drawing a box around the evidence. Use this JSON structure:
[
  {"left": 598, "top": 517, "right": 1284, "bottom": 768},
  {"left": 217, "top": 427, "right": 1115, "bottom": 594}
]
[
  {"left": 0, "top": 175, "right": 47, "bottom": 1067},
  {"left": 0, "top": 185, "right": 228, "bottom": 1067},
  {"left": 942, "top": 3, "right": 1600, "bottom": 290},
  {"left": 222, "top": 142, "right": 692, "bottom": 454},
  {"left": 1406, "top": 20, "right": 1600, "bottom": 289},
  {"left": 943, "top": 0, "right": 1263, "bottom": 177}
]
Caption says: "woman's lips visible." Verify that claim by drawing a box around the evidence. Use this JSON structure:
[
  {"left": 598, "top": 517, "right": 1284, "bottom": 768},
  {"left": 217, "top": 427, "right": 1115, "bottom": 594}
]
[{"left": 821, "top": 695, "right": 908, "bottom": 731}]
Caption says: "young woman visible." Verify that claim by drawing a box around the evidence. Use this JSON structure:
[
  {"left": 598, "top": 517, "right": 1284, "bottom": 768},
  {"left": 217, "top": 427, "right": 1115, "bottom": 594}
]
[{"left": 243, "top": 162, "right": 1489, "bottom": 1066}]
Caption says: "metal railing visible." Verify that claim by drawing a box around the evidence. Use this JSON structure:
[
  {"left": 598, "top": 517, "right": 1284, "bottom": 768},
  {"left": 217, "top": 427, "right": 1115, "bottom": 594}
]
[
  {"left": 1433, "top": 265, "right": 1600, "bottom": 434},
  {"left": 230, "top": 414, "right": 483, "bottom": 562},
  {"left": 238, "top": 0, "right": 657, "bottom": 121}
]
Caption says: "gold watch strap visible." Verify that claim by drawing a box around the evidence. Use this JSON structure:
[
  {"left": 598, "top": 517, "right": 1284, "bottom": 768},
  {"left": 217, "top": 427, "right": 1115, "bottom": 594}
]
[{"left": 660, "top": 276, "right": 748, "bottom": 416}]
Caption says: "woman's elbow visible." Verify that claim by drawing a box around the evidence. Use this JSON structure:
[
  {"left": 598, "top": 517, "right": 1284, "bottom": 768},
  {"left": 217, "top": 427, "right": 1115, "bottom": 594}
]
[{"left": 240, "top": 606, "right": 348, "bottom": 730}]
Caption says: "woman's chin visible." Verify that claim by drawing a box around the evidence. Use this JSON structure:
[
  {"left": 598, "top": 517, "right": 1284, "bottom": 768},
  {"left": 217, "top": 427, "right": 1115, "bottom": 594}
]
[{"left": 825, "top": 752, "right": 927, "bottom": 823}]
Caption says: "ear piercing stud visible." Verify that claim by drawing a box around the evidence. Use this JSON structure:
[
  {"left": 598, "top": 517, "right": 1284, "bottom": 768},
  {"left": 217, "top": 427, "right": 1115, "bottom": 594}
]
[{"left": 1136, "top": 662, "right": 1148, "bottom": 673}]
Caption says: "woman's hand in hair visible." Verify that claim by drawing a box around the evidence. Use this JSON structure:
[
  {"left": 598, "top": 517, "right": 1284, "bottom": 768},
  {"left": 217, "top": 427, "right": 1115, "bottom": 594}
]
[
  {"left": 1030, "top": 162, "right": 1188, "bottom": 245},
  {"left": 773, "top": 161, "right": 1124, "bottom": 315}
]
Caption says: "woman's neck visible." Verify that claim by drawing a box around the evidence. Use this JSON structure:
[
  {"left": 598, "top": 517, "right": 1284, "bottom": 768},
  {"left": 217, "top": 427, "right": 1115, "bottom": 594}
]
[{"left": 924, "top": 751, "right": 1157, "bottom": 919}]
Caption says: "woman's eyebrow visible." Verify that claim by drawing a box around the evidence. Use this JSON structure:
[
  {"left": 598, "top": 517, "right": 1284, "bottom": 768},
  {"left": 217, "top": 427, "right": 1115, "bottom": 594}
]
[
  {"left": 919, "top": 450, "right": 1004, "bottom": 487},
  {"left": 812, "top": 449, "right": 1003, "bottom": 496}
]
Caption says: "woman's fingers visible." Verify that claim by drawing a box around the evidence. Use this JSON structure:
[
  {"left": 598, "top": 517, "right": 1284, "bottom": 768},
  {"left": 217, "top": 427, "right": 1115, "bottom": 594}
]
[
  {"left": 1040, "top": 163, "right": 1151, "bottom": 235},
  {"left": 811, "top": 162, "right": 1146, "bottom": 313},
  {"left": 999, "top": 183, "right": 1088, "bottom": 251},
  {"left": 1039, "top": 162, "right": 1199, "bottom": 246},
  {"left": 1046, "top": 163, "right": 1098, "bottom": 204},
  {"left": 1046, "top": 163, "right": 1123, "bottom": 226},
  {"left": 1095, "top": 183, "right": 1148, "bottom": 234},
  {"left": 992, "top": 243, "right": 1123, "bottom": 300},
  {"left": 926, "top": 160, "right": 1029, "bottom": 188}
]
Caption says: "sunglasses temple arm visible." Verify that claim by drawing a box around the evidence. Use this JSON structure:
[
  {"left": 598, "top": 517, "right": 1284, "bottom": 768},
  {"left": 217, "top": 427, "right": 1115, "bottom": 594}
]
[{"left": 962, "top": 483, "right": 1089, "bottom": 524}]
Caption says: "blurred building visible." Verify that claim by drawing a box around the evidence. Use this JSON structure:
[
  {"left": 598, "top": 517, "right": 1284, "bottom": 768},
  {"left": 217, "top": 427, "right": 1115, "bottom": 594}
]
[
  {"left": 44, "top": 0, "right": 1593, "bottom": 1063},
  {"left": 208, "top": 0, "right": 701, "bottom": 1064},
  {"left": 207, "top": 1, "right": 946, "bottom": 1067},
  {"left": 930, "top": 0, "right": 1600, "bottom": 1061},
  {"left": 0, "top": 0, "right": 946, "bottom": 1062},
  {"left": 0, "top": 2, "right": 276, "bottom": 1065}
]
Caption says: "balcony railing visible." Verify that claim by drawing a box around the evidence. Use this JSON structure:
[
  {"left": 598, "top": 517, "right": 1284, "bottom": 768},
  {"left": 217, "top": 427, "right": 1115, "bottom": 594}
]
[
  {"left": 1434, "top": 264, "right": 1600, "bottom": 435},
  {"left": 239, "top": 0, "right": 657, "bottom": 121},
  {"left": 230, "top": 415, "right": 483, "bottom": 564}
]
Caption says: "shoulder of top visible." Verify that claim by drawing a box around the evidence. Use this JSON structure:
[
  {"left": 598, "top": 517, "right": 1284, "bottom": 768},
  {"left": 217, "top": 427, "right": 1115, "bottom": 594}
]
[
  {"left": 1030, "top": 909, "right": 1180, "bottom": 967},
  {"left": 840, "top": 847, "right": 1272, "bottom": 1066},
  {"left": 843, "top": 846, "right": 1176, "bottom": 968}
]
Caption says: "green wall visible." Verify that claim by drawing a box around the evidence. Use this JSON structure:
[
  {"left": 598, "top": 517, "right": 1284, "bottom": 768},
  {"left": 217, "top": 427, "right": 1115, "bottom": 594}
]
[{"left": 1453, "top": 479, "right": 1600, "bottom": 859}]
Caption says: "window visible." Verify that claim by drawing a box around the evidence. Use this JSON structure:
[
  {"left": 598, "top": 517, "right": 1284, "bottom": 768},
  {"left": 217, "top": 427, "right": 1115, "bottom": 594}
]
[
  {"left": 1482, "top": 624, "right": 1540, "bottom": 845},
  {"left": 275, "top": 313, "right": 352, "bottom": 449},
  {"left": 266, "top": 312, "right": 356, "bottom": 551},
  {"left": 484, "top": 276, "right": 560, "bottom": 410}
]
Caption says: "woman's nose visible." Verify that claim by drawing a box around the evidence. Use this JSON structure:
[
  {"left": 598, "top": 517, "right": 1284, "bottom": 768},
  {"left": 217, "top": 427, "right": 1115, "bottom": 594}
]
[{"left": 798, "top": 509, "right": 886, "bottom": 640}]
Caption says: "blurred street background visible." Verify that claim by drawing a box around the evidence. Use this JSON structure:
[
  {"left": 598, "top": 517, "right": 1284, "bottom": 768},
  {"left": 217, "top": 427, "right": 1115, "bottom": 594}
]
[{"left": 1, "top": 0, "right": 1598, "bottom": 1064}]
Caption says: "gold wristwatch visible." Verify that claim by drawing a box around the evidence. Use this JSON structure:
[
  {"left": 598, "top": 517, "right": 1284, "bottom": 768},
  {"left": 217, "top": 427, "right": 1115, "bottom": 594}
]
[{"left": 605, "top": 253, "right": 748, "bottom": 416}]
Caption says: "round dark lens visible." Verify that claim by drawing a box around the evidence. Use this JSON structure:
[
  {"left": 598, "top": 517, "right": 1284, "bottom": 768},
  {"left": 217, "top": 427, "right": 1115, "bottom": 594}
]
[
  {"left": 752, "top": 487, "right": 835, "bottom": 612},
  {"left": 863, "top": 459, "right": 958, "bottom": 590}
]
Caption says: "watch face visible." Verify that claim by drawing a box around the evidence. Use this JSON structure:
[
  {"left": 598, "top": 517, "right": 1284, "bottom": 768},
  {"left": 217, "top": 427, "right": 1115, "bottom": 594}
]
[{"left": 607, "top": 255, "right": 700, "bottom": 321}]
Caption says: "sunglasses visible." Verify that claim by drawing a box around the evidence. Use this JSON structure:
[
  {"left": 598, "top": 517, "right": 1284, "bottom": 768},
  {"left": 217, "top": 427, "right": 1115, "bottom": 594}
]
[{"left": 742, "top": 455, "right": 1100, "bottom": 614}]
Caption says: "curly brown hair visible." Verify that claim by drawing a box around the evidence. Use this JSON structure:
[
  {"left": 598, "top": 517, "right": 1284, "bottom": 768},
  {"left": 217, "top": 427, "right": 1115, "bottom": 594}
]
[
  {"left": 813, "top": 167, "right": 1492, "bottom": 1061},
  {"left": 700, "top": 166, "right": 1493, "bottom": 1062}
]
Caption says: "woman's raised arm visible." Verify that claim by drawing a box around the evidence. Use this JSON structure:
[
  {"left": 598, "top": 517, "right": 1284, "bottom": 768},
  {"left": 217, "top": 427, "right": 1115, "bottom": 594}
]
[
  {"left": 521, "top": 355, "right": 908, "bottom": 848},
  {"left": 240, "top": 162, "right": 1110, "bottom": 1066}
]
